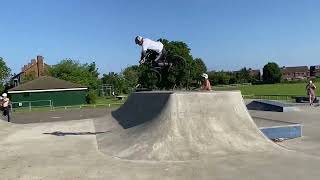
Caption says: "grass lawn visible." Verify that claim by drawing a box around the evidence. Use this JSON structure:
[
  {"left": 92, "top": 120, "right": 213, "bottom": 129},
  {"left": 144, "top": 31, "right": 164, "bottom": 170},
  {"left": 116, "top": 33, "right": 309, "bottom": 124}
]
[{"left": 213, "top": 82, "right": 319, "bottom": 97}]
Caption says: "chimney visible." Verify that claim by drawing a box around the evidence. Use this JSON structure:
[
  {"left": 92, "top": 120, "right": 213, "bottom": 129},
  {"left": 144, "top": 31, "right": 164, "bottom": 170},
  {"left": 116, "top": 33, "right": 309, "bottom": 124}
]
[
  {"left": 23, "top": 65, "right": 27, "bottom": 72},
  {"left": 37, "top": 55, "right": 44, "bottom": 76},
  {"left": 31, "top": 59, "right": 36, "bottom": 64}
]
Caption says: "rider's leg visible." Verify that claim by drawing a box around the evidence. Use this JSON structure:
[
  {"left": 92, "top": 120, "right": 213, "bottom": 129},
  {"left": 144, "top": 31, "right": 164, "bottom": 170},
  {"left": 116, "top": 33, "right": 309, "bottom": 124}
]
[
  {"left": 154, "top": 48, "right": 166, "bottom": 63},
  {"left": 154, "top": 52, "right": 162, "bottom": 62}
]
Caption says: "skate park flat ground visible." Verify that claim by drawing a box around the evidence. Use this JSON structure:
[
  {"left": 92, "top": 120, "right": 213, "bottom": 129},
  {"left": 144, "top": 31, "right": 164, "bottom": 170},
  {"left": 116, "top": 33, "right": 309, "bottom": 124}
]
[
  {"left": 8, "top": 108, "right": 110, "bottom": 124},
  {"left": 2, "top": 93, "right": 320, "bottom": 179}
]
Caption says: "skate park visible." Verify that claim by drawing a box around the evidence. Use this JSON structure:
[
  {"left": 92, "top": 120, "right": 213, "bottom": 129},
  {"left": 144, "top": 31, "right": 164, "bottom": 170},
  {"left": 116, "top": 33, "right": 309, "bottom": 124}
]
[
  {"left": 2, "top": 1, "right": 320, "bottom": 179},
  {"left": 2, "top": 90, "right": 320, "bottom": 179}
]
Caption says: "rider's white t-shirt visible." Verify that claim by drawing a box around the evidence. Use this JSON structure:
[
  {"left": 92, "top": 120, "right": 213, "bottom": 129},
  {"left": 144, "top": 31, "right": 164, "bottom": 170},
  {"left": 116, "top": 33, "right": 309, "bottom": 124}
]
[{"left": 142, "top": 38, "right": 163, "bottom": 54}]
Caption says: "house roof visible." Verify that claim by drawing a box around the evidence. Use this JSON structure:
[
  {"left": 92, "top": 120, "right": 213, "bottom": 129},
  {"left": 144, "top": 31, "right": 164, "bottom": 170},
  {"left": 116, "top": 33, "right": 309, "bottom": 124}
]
[
  {"left": 8, "top": 76, "right": 87, "bottom": 93},
  {"left": 281, "top": 66, "right": 309, "bottom": 73}
]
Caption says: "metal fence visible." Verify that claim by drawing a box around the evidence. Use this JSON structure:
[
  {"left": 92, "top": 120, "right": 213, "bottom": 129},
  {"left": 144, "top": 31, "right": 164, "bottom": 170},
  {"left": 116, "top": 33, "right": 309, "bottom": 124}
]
[
  {"left": 10, "top": 99, "right": 124, "bottom": 113},
  {"left": 11, "top": 100, "right": 53, "bottom": 112},
  {"left": 242, "top": 94, "right": 294, "bottom": 101}
]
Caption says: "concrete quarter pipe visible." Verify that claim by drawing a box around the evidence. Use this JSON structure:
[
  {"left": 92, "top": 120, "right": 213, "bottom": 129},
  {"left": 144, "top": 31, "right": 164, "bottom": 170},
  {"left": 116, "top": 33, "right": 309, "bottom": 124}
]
[{"left": 96, "top": 91, "right": 279, "bottom": 161}]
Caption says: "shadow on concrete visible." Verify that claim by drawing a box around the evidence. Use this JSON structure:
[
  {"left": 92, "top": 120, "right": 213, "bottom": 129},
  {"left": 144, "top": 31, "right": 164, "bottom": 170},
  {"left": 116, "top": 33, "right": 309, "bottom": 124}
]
[
  {"left": 43, "top": 131, "right": 110, "bottom": 136},
  {"left": 112, "top": 92, "right": 172, "bottom": 129}
]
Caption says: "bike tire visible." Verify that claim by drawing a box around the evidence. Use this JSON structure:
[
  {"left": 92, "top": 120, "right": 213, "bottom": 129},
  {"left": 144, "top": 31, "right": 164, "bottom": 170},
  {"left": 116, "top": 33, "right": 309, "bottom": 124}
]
[{"left": 145, "top": 68, "right": 162, "bottom": 88}]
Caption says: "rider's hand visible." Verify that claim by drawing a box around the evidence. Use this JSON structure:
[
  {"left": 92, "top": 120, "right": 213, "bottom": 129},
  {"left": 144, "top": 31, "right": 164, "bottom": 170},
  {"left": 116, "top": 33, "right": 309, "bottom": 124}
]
[{"left": 139, "top": 59, "right": 145, "bottom": 65}]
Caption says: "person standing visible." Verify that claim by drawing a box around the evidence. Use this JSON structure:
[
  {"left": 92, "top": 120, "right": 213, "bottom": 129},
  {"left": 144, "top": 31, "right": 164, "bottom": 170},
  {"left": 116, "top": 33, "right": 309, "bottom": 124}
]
[
  {"left": 306, "top": 80, "right": 317, "bottom": 106},
  {"left": 2, "top": 93, "right": 10, "bottom": 122},
  {"left": 201, "top": 73, "right": 212, "bottom": 91}
]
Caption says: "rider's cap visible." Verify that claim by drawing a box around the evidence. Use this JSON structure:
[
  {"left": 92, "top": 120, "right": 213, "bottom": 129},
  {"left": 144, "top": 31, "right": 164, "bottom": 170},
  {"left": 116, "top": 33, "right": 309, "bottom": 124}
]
[
  {"left": 2, "top": 93, "right": 7, "bottom": 97},
  {"left": 135, "top": 36, "right": 143, "bottom": 44},
  {"left": 202, "top": 73, "right": 208, "bottom": 79}
]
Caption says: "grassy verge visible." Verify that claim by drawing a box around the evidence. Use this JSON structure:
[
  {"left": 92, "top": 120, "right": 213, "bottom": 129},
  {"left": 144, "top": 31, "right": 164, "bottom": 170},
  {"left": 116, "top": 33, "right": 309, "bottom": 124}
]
[
  {"left": 213, "top": 82, "right": 318, "bottom": 96},
  {"left": 213, "top": 82, "right": 319, "bottom": 101}
]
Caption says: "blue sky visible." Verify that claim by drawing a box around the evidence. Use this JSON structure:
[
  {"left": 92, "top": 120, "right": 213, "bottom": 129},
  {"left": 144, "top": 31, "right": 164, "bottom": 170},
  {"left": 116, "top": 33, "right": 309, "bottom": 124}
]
[{"left": 1, "top": 0, "right": 320, "bottom": 75}]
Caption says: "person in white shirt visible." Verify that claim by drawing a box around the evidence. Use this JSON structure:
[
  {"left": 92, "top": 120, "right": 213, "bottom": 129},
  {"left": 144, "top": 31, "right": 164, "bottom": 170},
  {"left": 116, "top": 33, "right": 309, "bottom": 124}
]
[
  {"left": 2, "top": 93, "right": 10, "bottom": 122},
  {"left": 135, "top": 36, "right": 166, "bottom": 65}
]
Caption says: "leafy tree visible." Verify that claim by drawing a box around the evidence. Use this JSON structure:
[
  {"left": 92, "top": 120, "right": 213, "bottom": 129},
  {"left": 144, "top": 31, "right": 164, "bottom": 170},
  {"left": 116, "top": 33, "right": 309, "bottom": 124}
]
[
  {"left": 233, "top": 67, "right": 252, "bottom": 83},
  {"left": 49, "top": 59, "right": 101, "bottom": 90},
  {"left": 133, "top": 39, "right": 208, "bottom": 90},
  {"left": 0, "top": 57, "right": 11, "bottom": 92},
  {"left": 101, "top": 72, "right": 128, "bottom": 94},
  {"left": 262, "top": 62, "right": 282, "bottom": 84},
  {"left": 158, "top": 39, "right": 194, "bottom": 89},
  {"left": 86, "top": 90, "right": 97, "bottom": 104},
  {"left": 190, "top": 58, "right": 207, "bottom": 82},
  {"left": 208, "top": 71, "right": 233, "bottom": 85},
  {"left": 122, "top": 65, "right": 139, "bottom": 89},
  {"left": 137, "top": 65, "right": 160, "bottom": 90}
]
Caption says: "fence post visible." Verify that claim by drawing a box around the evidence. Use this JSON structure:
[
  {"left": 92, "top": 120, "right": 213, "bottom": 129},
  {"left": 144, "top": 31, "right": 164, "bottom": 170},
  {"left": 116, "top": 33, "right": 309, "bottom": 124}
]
[{"left": 29, "top": 102, "right": 31, "bottom": 112}]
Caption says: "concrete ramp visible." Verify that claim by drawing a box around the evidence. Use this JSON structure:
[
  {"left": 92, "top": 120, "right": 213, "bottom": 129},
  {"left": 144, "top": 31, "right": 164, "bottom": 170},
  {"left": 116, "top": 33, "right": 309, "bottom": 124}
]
[
  {"left": 247, "top": 100, "right": 298, "bottom": 112},
  {"left": 97, "top": 91, "right": 278, "bottom": 161}
]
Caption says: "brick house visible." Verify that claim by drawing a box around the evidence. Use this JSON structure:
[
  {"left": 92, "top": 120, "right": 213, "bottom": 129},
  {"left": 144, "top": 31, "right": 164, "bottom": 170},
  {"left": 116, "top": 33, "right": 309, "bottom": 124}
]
[
  {"left": 310, "top": 65, "right": 320, "bottom": 77},
  {"left": 233, "top": 68, "right": 261, "bottom": 80},
  {"left": 281, "top": 66, "right": 310, "bottom": 80},
  {"left": 12, "top": 55, "right": 49, "bottom": 86},
  {"left": 248, "top": 69, "right": 261, "bottom": 80}
]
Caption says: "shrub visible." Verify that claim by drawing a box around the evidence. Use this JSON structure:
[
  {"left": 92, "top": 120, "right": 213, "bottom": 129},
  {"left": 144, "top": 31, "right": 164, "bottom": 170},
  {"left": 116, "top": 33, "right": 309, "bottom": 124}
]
[{"left": 86, "top": 90, "right": 97, "bottom": 104}]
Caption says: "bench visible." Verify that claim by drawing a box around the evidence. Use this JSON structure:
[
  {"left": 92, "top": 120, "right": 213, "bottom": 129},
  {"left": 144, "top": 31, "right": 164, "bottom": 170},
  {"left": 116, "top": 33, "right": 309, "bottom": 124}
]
[
  {"left": 116, "top": 96, "right": 127, "bottom": 100},
  {"left": 294, "top": 96, "right": 319, "bottom": 103}
]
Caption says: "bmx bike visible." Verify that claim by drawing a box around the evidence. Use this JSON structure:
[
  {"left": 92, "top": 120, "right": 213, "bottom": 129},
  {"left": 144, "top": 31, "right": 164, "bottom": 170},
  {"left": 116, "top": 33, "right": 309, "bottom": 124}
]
[{"left": 139, "top": 50, "right": 187, "bottom": 89}]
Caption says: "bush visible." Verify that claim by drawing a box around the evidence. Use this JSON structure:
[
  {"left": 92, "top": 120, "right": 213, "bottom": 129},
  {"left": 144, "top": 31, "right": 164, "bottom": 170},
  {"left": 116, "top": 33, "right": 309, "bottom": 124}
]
[
  {"left": 86, "top": 91, "right": 97, "bottom": 104},
  {"left": 262, "top": 62, "right": 282, "bottom": 84}
]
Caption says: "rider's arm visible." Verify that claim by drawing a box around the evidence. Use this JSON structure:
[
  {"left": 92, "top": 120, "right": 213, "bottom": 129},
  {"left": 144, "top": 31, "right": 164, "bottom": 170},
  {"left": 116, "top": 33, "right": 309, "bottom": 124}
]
[
  {"left": 139, "top": 51, "right": 146, "bottom": 64},
  {"left": 141, "top": 51, "right": 146, "bottom": 60}
]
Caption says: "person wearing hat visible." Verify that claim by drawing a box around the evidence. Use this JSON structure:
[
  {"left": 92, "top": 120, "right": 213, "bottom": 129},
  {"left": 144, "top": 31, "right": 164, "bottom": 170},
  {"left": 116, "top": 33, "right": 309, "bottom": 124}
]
[
  {"left": 2, "top": 93, "right": 10, "bottom": 122},
  {"left": 306, "top": 80, "right": 317, "bottom": 106},
  {"left": 201, "top": 73, "right": 212, "bottom": 91}
]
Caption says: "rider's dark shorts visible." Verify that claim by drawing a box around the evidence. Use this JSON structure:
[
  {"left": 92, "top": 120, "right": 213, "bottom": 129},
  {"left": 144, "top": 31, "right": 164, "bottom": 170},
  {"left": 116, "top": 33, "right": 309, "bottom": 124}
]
[
  {"left": 147, "top": 48, "right": 166, "bottom": 62},
  {"left": 159, "top": 48, "right": 166, "bottom": 60}
]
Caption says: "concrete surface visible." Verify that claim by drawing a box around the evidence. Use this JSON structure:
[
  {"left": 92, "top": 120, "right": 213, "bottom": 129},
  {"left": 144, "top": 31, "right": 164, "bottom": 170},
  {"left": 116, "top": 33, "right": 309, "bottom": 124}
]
[
  {"left": 1, "top": 91, "right": 320, "bottom": 179},
  {"left": 9, "top": 108, "right": 110, "bottom": 124},
  {"left": 97, "top": 91, "right": 278, "bottom": 161}
]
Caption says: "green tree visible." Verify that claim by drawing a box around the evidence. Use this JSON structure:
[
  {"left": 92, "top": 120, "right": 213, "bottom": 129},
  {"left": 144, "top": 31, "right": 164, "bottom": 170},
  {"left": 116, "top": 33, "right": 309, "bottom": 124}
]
[
  {"left": 235, "top": 67, "right": 251, "bottom": 83},
  {"left": 49, "top": 59, "right": 101, "bottom": 90},
  {"left": 122, "top": 65, "right": 139, "bottom": 89},
  {"left": 208, "top": 71, "right": 232, "bottom": 85},
  {"left": 157, "top": 39, "right": 195, "bottom": 89},
  {"left": 101, "top": 72, "right": 127, "bottom": 94},
  {"left": 135, "top": 39, "right": 208, "bottom": 90},
  {"left": 262, "top": 62, "right": 282, "bottom": 84},
  {"left": 190, "top": 58, "right": 207, "bottom": 81},
  {"left": 0, "top": 57, "right": 11, "bottom": 92}
]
